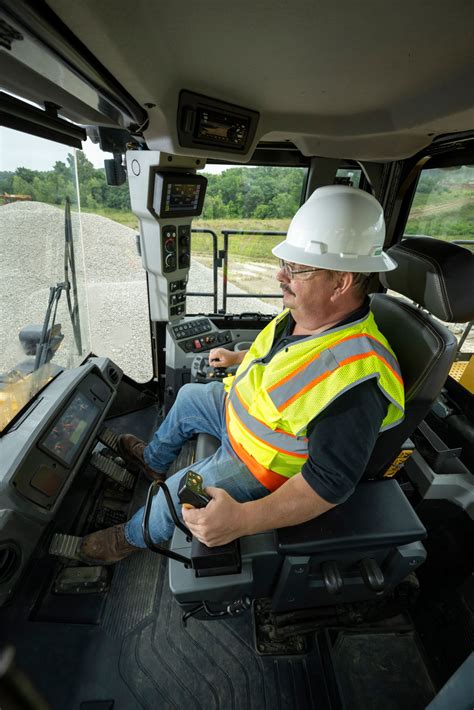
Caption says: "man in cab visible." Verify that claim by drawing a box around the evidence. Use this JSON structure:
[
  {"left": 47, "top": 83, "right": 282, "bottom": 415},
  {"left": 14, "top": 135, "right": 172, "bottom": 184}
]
[{"left": 78, "top": 186, "right": 404, "bottom": 564}]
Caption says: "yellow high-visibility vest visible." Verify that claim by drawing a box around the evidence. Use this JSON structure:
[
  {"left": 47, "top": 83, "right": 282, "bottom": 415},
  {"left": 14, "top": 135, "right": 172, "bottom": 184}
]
[{"left": 225, "top": 309, "right": 404, "bottom": 491}]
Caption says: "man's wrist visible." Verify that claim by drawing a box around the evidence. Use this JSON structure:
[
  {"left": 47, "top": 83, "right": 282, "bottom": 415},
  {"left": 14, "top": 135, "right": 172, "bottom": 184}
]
[
  {"left": 238, "top": 499, "right": 262, "bottom": 537},
  {"left": 233, "top": 350, "right": 247, "bottom": 365}
]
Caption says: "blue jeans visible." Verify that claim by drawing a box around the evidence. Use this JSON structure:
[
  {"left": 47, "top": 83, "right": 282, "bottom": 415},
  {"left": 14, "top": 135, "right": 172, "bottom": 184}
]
[{"left": 124, "top": 382, "right": 269, "bottom": 547}]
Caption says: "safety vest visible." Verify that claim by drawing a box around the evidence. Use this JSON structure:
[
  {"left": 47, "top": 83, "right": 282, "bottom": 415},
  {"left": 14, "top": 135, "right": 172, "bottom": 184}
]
[{"left": 225, "top": 309, "right": 404, "bottom": 491}]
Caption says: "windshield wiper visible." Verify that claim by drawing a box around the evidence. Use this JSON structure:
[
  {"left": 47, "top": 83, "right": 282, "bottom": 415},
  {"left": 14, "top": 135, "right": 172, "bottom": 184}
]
[
  {"left": 34, "top": 197, "right": 82, "bottom": 370},
  {"left": 64, "top": 196, "right": 83, "bottom": 355}
]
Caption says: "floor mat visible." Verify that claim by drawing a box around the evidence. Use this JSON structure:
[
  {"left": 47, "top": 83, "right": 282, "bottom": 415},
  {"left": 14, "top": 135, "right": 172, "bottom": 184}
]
[
  {"left": 330, "top": 630, "right": 436, "bottom": 710},
  {"left": 104, "top": 553, "right": 330, "bottom": 710}
]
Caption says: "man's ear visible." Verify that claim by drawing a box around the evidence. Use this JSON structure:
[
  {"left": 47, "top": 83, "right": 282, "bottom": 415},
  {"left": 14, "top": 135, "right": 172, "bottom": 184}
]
[{"left": 331, "top": 271, "right": 353, "bottom": 298}]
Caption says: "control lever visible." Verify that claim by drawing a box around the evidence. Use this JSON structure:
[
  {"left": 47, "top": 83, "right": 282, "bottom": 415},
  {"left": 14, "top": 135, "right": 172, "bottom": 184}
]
[
  {"left": 208, "top": 367, "right": 227, "bottom": 380},
  {"left": 177, "top": 470, "right": 241, "bottom": 577},
  {"left": 178, "top": 470, "right": 211, "bottom": 509},
  {"left": 208, "top": 357, "right": 228, "bottom": 380},
  {"left": 321, "top": 561, "right": 344, "bottom": 595},
  {"left": 359, "top": 557, "right": 385, "bottom": 593}
]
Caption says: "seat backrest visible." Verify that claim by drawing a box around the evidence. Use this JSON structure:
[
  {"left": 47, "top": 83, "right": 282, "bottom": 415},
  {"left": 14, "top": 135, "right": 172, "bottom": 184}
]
[{"left": 365, "top": 237, "right": 474, "bottom": 478}]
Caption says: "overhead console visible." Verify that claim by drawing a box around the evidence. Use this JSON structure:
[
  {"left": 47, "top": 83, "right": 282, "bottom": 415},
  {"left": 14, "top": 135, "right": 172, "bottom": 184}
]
[
  {"left": 177, "top": 90, "right": 260, "bottom": 155},
  {"left": 126, "top": 151, "right": 208, "bottom": 322}
]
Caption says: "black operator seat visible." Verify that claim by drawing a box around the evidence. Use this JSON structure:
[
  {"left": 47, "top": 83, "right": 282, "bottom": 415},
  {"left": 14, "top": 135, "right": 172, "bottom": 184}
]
[{"left": 170, "top": 237, "right": 474, "bottom": 612}]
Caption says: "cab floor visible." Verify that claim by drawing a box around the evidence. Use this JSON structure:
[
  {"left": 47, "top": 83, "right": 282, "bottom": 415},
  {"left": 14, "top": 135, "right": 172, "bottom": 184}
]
[{"left": 0, "top": 405, "right": 435, "bottom": 710}]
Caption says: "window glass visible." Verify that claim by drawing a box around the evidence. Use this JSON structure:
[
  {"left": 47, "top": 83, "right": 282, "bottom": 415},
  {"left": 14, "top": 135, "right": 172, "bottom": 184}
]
[
  {"left": 191, "top": 165, "right": 307, "bottom": 314},
  {"left": 74, "top": 144, "right": 152, "bottom": 383},
  {"left": 403, "top": 165, "right": 473, "bottom": 354},
  {"left": 405, "top": 165, "right": 474, "bottom": 245},
  {"left": 0, "top": 128, "right": 90, "bottom": 431},
  {"left": 335, "top": 167, "right": 362, "bottom": 188}
]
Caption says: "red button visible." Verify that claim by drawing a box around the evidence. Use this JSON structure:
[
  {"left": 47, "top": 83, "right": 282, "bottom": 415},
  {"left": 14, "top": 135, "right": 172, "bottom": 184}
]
[{"left": 194, "top": 339, "right": 202, "bottom": 349}]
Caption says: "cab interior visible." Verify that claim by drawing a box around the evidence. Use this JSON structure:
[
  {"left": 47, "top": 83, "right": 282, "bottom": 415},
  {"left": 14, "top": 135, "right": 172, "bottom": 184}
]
[{"left": 0, "top": 1, "right": 473, "bottom": 708}]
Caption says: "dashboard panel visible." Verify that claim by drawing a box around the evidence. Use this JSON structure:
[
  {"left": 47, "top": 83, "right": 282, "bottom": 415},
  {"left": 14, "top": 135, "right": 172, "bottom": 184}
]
[
  {"left": 0, "top": 357, "right": 122, "bottom": 605},
  {"left": 11, "top": 371, "right": 114, "bottom": 509}
]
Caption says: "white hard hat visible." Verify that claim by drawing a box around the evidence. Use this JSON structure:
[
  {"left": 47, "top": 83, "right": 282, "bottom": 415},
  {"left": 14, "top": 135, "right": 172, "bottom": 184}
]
[{"left": 272, "top": 185, "right": 397, "bottom": 272}]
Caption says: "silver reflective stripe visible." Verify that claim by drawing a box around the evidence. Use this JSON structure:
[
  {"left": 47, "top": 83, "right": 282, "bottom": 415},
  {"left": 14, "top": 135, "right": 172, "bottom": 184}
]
[
  {"left": 268, "top": 334, "right": 401, "bottom": 410},
  {"left": 330, "top": 335, "right": 400, "bottom": 374},
  {"left": 228, "top": 390, "right": 308, "bottom": 457}
]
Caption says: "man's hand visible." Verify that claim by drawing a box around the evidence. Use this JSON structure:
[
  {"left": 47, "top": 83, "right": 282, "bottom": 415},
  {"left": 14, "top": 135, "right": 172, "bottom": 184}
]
[
  {"left": 208, "top": 347, "right": 246, "bottom": 368},
  {"left": 182, "top": 487, "right": 246, "bottom": 546}
]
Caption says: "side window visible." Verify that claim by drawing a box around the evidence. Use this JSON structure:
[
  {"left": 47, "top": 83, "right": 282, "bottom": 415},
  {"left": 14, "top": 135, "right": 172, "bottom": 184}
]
[
  {"left": 405, "top": 166, "right": 473, "bottom": 245},
  {"left": 404, "top": 165, "right": 473, "bottom": 355},
  {"left": 0, "top": 128, "right": 90, "bottom": 431},
  {"left": 190, "top": 165, "right": 308, "bottom": 315}
]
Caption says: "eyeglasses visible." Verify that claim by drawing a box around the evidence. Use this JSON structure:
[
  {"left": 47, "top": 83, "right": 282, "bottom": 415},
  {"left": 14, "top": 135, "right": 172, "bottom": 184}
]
[{"left": 278, "top": 259, "right": 324, "bottom": 281}]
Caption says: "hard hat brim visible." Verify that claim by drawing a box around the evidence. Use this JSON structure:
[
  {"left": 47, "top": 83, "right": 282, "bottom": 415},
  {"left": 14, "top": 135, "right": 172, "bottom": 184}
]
[{"left": 272, "top": 240, "right": 398, "bottom": 272}]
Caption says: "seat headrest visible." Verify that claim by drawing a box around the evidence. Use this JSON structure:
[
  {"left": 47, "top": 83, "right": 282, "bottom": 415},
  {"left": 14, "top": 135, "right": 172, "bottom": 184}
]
[{"left": 380, "top": 237, "right": 474, "bottom": 323}]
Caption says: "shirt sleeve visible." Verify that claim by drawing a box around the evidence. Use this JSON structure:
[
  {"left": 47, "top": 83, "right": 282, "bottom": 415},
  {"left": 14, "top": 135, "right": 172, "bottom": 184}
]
[{"left": 301, "top": 378, "right": 387, "bottom": 504}]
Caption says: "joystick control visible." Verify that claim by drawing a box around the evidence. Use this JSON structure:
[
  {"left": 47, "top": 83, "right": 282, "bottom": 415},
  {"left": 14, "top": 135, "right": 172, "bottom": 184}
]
[{"left": 178, "top": 470, "right": 211, "bottom": 509}]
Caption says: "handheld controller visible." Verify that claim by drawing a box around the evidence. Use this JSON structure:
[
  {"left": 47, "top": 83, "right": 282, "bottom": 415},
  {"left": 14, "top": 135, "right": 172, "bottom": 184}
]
[{"left": 178, "top": 470, "right": 211, "bottom": 509}]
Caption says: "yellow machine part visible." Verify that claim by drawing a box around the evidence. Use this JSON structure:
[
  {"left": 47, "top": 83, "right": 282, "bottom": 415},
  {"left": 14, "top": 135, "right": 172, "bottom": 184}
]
[
  {"left": 384, "top": 449, "right": 415, "bottom": 478},
  {"left": 450, "top": 356, "right": 474, "bottom": 394}
]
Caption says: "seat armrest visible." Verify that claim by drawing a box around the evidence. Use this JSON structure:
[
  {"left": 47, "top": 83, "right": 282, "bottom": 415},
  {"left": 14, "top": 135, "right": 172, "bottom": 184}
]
[{"left": 277, "top": 480, "right": 426, "bottom": 554}]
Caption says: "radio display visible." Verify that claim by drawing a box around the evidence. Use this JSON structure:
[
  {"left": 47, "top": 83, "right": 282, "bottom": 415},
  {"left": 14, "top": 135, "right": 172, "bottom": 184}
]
[
  {"left": 41, "top": 391, "right": 99, "bottom": 466},
  {"left": 196, "top": 109, "right": 249, "bottom": 148}
]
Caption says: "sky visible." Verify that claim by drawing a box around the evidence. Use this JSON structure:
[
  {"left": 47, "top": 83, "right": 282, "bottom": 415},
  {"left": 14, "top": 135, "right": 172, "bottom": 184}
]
[{"left": 0, "top": 127, "right": 230, "bottom": 173}]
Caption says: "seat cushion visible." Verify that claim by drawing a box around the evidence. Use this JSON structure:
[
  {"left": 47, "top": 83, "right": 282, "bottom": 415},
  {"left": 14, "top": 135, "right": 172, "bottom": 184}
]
[{"left": 195, "top": 433, "right": 220, "bottom": 461}]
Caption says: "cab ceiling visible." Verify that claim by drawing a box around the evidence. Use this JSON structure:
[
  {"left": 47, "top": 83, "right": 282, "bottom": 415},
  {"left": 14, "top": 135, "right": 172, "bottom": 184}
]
[{"left": 21, "top": 0, "right": 474, "bottom": 160}]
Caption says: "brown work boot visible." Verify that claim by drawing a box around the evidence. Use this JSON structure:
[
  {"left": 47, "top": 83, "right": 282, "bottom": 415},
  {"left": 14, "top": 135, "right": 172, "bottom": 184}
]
[
  {"left": 117, "top": 434, "right": 164, "bottom": 481},
  {"left": 78, "top": 524, "right": 138, "bottom": 565}
]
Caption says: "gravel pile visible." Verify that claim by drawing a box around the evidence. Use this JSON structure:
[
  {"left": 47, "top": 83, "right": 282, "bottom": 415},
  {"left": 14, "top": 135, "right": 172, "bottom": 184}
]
[{"left": 0, "top": 202, "right": 278, "bottom": 382}]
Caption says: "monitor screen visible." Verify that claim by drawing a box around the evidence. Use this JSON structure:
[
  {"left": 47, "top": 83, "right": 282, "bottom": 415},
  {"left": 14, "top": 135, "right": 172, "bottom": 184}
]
[
  {"left": 164, "top": 182, "right": 202, "bottom": 213},
  {"left": 41, "top": 391, "right": 99, "bottom": 465}
]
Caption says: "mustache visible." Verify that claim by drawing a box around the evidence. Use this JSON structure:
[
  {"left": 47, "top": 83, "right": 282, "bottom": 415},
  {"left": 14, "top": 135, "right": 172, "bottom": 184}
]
[{"left": 280, "top": 283, "right": 295, "bottom": 296}]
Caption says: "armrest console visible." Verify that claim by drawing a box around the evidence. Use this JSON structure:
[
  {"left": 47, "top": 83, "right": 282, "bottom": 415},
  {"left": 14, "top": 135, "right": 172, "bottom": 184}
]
[{"left": 277, "top": 480, "right": 426, "bottom": 555}]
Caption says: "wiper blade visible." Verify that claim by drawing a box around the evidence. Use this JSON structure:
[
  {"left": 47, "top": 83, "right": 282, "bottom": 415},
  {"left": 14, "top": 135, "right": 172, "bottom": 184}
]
[
  {"left": 34, "top": 197, "right": 83, "bottom": 371},
  {"left": 64, "top": 196, "right": 83, "bottom": 355}
]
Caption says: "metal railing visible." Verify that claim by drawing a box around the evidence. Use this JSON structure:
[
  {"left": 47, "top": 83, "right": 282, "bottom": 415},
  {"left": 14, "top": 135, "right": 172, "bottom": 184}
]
[
  {"left": 221, "top": 229, "right": 285, "bottom": 313},
  {"left": 189, "top": 229, "right": 473, "bottom": 316},
  {"left": 189, "top": 228, "right": 219, "bottom": 313}
]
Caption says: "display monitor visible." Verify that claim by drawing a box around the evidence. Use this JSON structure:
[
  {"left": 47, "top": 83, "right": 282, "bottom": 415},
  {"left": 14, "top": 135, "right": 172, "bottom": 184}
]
[
  {"left": 40, "top": 391, "right": 100, "bottom": 466},
  {"left": 152, "top": 172, "right": 207, "bottom": 218}
]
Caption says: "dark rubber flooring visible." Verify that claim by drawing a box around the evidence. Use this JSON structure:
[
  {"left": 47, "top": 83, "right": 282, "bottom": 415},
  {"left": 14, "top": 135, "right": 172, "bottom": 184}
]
[{"left": 0, "top": 404, "right": 330, "bottom": 710}]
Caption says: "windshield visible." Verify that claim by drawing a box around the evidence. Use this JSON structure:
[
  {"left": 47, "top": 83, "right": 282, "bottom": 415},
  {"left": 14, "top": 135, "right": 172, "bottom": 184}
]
[{"left": 0, "top": 128, "right": 91, "bottom": 432}]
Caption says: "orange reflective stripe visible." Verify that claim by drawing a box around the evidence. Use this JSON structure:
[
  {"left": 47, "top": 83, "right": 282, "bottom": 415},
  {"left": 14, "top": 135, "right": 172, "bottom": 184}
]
[
  {"left": 278, "top": 368, "right": 334, "bottom": 411},
  {"left": 267, "top": 332, "right": 399, "bottom": 395},
  {"left": 228, "top": 399, "right": 307, "bottom": 459},
  {"left": 277, "top": 349, "right": 400, "bottom": 412},
  {"left": 338, "top": 351, "right": 403, "bottom": 385},
  {"left": 226, "top": 407, "right": 288, "bottom": 492},
  {"left": 266, "top": 351, "right": 323, "bottom": 393},
  {"left": 234, "top": 387, "right": 308, "bottom": 442}
]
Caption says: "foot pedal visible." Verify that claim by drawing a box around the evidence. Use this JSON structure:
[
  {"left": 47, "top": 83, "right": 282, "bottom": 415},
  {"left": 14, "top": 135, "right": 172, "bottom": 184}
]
[
  {"left": 49, "top": 533, "right": 83, "bottom": 561},
  {"left": 97, "top": 427, "right": 120, "bottom": 453},
  {"left": 90, "top": 452, "right": 135, "bottom": 490}
]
